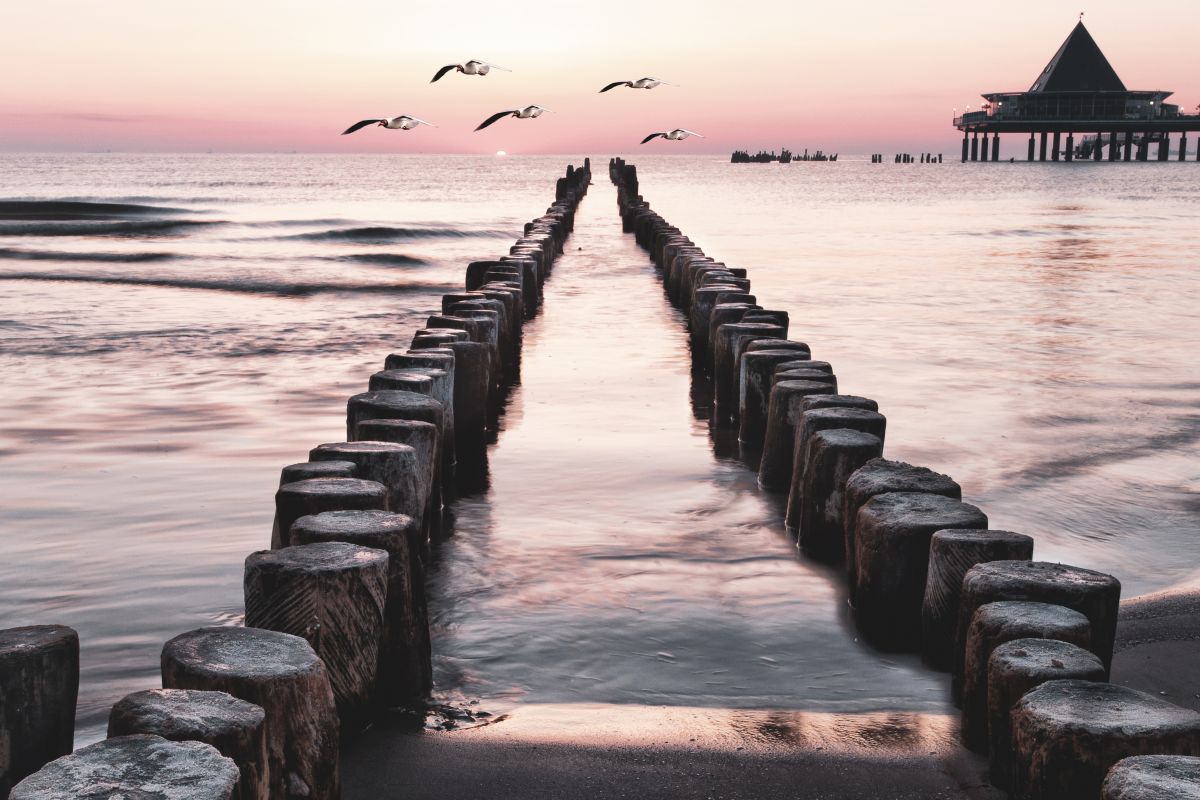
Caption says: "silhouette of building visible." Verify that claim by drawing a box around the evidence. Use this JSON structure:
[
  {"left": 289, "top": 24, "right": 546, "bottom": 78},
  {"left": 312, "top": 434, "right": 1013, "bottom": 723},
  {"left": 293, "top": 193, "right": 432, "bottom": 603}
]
[{"left": 953, "top": 21, "right": 1200, "bottom": 162}]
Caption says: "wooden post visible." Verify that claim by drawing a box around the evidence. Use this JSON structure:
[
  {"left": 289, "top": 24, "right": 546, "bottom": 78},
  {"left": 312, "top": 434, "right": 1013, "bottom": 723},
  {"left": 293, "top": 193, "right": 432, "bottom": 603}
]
[
  {"left": 290, "top": 510, "right": 430, "bottom": 702},
  {"left": 107, "top": 689, "right": 268, "bottom": 800},
  {"left": 1039, "top": 132, "right": 1048, "bottom": 161},
  {"left": 1065, "top": 133, "right": 1074, "bottom": 161},
  {"left": 10, "top": 736, "right": 239, "bottom": 800},
  {"left": 244, "top": 542, "right": 389, "bottom": 729},
  {"left": 853, "top": 493, "right": 988, "bottom": 649},
  {"left": 1028, "top": 135, "right": 1035, "bottom": 161},
  {"left": 1052, "top": 132, "right": 1061, "bottom": 161},
  {"left": 991, "top": 133, "right": 1000, "bottom": 161},
  {"left": 161, "top": 627, "right": 340, "bottom": 800},
  {"left": 0, "top": 626, "right": 79, "bottom": 796}
]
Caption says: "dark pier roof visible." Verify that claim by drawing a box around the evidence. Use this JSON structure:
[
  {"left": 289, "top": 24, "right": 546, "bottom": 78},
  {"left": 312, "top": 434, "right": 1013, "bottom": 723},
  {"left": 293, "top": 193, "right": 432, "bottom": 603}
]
[{"left": 1029, "top": 21, "right": 1126, "bottom": 93}]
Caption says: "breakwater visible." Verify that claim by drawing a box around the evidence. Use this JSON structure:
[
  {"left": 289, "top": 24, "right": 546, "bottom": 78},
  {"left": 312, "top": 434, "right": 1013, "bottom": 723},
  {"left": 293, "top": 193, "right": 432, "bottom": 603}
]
[
  {"left": 2, "top": 162, "right": 591, "bottom": 799},
  {"left": 609, "top": 156, "right": 1200, "bottom": 798}
]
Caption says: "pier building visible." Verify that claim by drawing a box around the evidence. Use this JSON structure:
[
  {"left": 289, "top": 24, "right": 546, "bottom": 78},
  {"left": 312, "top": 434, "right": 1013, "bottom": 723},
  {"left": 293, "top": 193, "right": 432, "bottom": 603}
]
[{"left": 954, "top": 21, "right": 1200, "bottom": 162}]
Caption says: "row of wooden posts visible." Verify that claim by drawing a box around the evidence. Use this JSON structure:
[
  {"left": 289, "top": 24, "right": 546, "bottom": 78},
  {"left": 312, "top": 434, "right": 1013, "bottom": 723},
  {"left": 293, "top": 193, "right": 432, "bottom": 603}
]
[
  {"left": 609, "top": 156, "right": 1200, "bottom": 800},
  {"left": 0, "top": 162, "right": 593, "bottom": 800},
  {"left": 870, "top": 153, "right": 944, "bottom": 163}
]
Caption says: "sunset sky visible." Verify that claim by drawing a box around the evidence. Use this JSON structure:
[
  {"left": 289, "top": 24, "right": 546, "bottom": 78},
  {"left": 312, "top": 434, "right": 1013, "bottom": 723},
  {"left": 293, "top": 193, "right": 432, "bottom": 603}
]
[{"left": 2, "top": 0, "right": 1197, "bottom": 154}]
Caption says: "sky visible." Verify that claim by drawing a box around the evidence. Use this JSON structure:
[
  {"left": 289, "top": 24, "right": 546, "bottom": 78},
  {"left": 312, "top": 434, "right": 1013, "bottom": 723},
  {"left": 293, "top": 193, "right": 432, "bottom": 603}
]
[{"left": 2, "top": 0, "right": 1198, "bottom": 154}]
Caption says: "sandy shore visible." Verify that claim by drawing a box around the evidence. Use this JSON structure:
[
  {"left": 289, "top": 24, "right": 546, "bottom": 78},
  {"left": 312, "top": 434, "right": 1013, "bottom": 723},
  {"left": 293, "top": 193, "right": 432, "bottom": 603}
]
[
  {"left": 1111, "top": 585, "right": 1200, "bottom": 712},
  {"left": 343, "top": 704, "right": 1002, "bottom": 799},
  {"left": 343, "top": 585, "right": 1200, "bottom": 798}
]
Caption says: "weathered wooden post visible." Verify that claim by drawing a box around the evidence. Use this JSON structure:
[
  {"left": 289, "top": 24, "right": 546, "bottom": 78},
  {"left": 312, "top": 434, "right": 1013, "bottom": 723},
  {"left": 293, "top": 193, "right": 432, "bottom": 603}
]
[
  {"left": 954, "top": 560, "right": 1121, "bottom": 698},
  {"left": 309, "top": 441, "right": 427, "bottom": 539},
  {"left": 787, "top": 407, "right": 887, "bottom": 533},
  {"left": 921, "top": 529, "right": 1034, "bottom": 670},
  {"left": 795, "top": 429, "right": 885, "bottom": 560},
  {"left": 1011, "top": 681, "right": 1200, "bottom": 800},
  {"left": 841, "top": 459, "right": 962, "bottom": 587},
  {"left": 11, "top": 736, "right": 239, "bottom": 800},
  {"left": 757, "top": 380, "right": 837, "bottom": 490},
  {"left": 0, "top": 626, "right": 79, "bottom": 796},
  {"left": 161, "top": 627, "right": 339, "bottom": 800},
  {"left": 244, "top": 542, "right": 389, "bottom": 728},
  {"left": 273, "top": 477, "right": 388, "bottom": 549},
  {"left": 988, "top": 639, "right": 1105, "bottom": 790},
  {"left": 1103, "top": 755, "right": 1200, "bottom": 799},
  {"left": 960, "top": 600, "right": 1092, "bottom": 750},
  {"left": 108, "top": 689, "right": 268, "bottom": 800},
  {"left": 278, "top": 461, "right": 355, "bottom": 486},
  {"left": 853, "top": 493, "right": 988, "bottom": 649},
  {"left": 352, "top": 418, "right": 441, "bottom": 533},
  {"left": 291, "top": 510, "right": 431, "bottom": 701}
]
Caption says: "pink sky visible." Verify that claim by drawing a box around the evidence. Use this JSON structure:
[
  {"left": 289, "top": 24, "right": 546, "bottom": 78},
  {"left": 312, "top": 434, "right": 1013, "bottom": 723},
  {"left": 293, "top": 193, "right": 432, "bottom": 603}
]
[{"left": 2, "top": 0, "right": 1197, "bottom": 154}]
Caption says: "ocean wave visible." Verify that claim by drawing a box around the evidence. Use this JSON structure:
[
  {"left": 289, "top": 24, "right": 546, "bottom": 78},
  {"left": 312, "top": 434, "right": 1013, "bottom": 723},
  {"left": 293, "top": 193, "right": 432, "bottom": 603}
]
[
  {"left": 284, "top": 225, "right": 510, "bottom": 243},
  {"left": 0, "top": 200, "right": 191, "bottom": 220},
  {"left": 334, "top": 253, "right": 429, "bottom": 267},
  {"left": 0, "top": 247, "right": 176, "bottom": 263},
  {"left": 0, "top": 272, "right": 453, "bottom": 297},
  {"left": 0, "top": 219, "right": 223, "bottom": 237}
]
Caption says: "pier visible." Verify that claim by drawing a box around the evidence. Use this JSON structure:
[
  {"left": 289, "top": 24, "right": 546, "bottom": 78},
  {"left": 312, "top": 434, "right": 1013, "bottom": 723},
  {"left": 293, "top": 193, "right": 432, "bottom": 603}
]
[
  {"left": 954, "top": 21, "right": 1200, "bottom": 162},
  {"left": 5, "top": 159, "right": 1200, "bottom": 798}
]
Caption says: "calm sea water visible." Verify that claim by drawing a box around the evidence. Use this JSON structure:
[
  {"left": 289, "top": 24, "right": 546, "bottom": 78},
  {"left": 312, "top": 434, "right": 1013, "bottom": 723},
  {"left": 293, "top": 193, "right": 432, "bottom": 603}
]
[{"left": 1, "top": 154, "right": 1197, "bottom": 745}]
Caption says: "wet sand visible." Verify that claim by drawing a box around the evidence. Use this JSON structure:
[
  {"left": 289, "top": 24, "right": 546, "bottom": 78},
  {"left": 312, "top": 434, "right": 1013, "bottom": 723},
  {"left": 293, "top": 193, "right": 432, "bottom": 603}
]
[
  {"left": 343, "top": 588, "right": 1197, "bottom": 800},
  {"left": 344, "top": 705, "right": 1001, "bottom": 800},
  {"left": 1112, "top": 586, "right": 1200, "bottom": 712}
]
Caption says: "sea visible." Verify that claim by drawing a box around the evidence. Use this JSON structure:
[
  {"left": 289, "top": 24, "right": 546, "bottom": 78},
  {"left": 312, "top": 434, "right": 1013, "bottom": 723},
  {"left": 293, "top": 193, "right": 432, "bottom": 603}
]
[{"left": 1, "top": 153, "right": 1197, "bottom": 745}]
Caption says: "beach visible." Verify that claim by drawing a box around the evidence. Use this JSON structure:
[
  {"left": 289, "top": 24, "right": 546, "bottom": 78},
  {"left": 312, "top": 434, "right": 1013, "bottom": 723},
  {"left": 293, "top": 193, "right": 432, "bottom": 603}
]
[{"left": 2, "top": 156, "right": 1199, "bottom": 792}]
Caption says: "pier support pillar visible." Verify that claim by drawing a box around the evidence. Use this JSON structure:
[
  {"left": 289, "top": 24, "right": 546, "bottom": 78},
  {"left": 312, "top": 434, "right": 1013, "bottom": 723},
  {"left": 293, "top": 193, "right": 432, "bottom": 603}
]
[
  {"left": 961, "top": 133, "right": 968, "bottom": 162},
  {"left": 1137, "top": 134, "right": 1149, "bottom": 161},
  {"left": 979, "top": 134, "right": 988, "bottom": 162},
  {"left": 1027, "top": 134, "right": 1035, "bottom": 161},
  {"left": 1039, "top": 132, "right": 1048, "bottom": 161},
  {"left": 970, "top": 132, "right": 979, "bottom": 162},
  {"left": 1094, "top": 134, "right": 1103, "bottom": 161},
  {"left": 1158, "top": 134, "right": 1170, "bottom": 161},
  {"left": 1052, "top": 132, "right": 1061, "bottom": 161},
  {"left": 991, "top": 133, "right": 1000, "bottom": 161},
  {"left": 1065, "top": 133, "right": 1074, "bottom": 162},
  {"left": 1109, "top": 133, "right": 1119, "bottom": 161},
  {"left": 1124, "top": 132, "right": 1133, "bottom": 161},
  {"left": 1179, "top": 134, "right": 1188, "bottom": 161}
]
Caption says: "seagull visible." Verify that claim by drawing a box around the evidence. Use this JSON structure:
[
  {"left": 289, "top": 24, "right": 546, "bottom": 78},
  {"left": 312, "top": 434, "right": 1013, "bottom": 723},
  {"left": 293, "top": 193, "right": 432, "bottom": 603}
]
[
  {"left": 474, "top": 105, "right": 551, "bottom": 132},
  {"left": 599, "top": 77, "right": 675, "bottom": 93},
  {"left": 431, "top": 60, "right": 511, "bottom": 83},
  {"left": 640, "top": 128, "right": 704, "bottom": 144},
  {"left": 341, "top": 115, "right": 436, "bottom": 135}
]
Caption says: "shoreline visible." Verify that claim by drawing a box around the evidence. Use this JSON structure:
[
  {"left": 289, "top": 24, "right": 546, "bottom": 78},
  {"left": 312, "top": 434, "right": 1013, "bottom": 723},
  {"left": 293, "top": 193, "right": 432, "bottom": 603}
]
[{"left": 343, "top": 583, "right": 1199, "bottom": 798}]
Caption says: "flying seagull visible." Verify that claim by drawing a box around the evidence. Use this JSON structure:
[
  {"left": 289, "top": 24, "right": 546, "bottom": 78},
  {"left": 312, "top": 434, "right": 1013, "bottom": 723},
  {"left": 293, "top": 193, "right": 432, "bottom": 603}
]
[
  {"left": 640, "top": 128, "right": 704, "bottom": 144},
  {"left": 341, "top": 115, "right": 436, "bottom": 135},
  {"left": 599, "top": 77, "right": 675, "bottom": 93},
  {"left": 475, "top": 105, "right": 551, "bottom": 132},
  {"left": 431, "top": 60, "right": 510, "bottom": 83}
]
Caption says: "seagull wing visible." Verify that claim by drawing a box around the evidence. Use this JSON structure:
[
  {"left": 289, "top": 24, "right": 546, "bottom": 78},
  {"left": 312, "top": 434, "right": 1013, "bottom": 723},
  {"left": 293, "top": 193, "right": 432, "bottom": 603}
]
[
  {"left": 679, "top": 129, "right": 704, "bottom": 137},
  {"left": 640, "top": 132, "right": 666, "bottom": 144},
  {"left": 341, "top": 119, "right": 383, "bottom": 135},
  {"left": 409, "top": 117, "right": 437, "bottom": 127},
  {"left": 475, "top": 110, "right": 515, "bottom": 131},
  {"left": 599, "top": 81, "right": 627, "bottom": 93},
  {"left": 481, "top": 62, "right": 511, "bottom": 71},
  {"left": 430, "top": 64, "right": 457, "bottom": 83}
]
